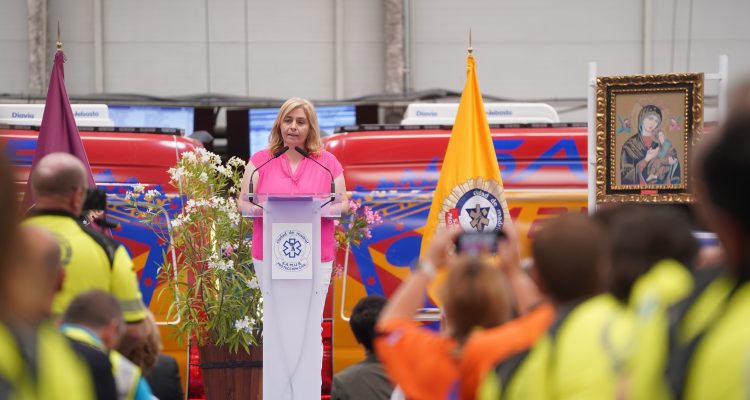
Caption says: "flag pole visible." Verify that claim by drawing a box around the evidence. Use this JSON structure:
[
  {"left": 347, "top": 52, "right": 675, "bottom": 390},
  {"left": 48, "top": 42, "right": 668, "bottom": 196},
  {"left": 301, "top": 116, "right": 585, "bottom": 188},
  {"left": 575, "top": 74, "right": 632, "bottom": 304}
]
[
  {"left": 57, "top": 21, "right": 62, "bottom": 51},
  {"left": 468, "top": 28, "right": 473, "bottom": 54}
]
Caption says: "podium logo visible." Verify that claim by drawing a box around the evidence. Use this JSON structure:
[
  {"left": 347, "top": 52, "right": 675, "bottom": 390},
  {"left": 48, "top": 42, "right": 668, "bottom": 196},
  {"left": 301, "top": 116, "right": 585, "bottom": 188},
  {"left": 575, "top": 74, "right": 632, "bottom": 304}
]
[{"left": 273, "top": 229, "right": 311, "bottom": 272}]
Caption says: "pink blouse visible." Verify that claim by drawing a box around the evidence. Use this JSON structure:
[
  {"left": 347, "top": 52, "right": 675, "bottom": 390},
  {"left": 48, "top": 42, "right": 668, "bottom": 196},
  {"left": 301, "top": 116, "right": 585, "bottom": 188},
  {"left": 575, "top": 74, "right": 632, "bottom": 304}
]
[{"left": 250, "top": 149, "right": 344, "bottom": 262}]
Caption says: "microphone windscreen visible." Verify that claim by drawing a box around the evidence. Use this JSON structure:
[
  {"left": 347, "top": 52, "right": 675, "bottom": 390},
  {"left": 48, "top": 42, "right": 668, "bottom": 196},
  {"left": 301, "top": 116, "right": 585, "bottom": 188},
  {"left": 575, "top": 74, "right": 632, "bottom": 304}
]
[
  {"left": 294, "top": 146, "right": 310, "bottom": 158},
  {"left": 274, "top": 146, "right": 290, "bottom": 157}
]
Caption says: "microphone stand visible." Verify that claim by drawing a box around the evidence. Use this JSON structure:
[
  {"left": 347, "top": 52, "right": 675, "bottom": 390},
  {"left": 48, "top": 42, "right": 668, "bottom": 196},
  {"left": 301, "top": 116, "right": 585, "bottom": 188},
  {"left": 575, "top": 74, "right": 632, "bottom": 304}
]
[
  {"left": 247, "top": 146, "right": 289, "bottom": 210},
  {"left": 294, "top": 146, "right": 337, "bottom": 209}
]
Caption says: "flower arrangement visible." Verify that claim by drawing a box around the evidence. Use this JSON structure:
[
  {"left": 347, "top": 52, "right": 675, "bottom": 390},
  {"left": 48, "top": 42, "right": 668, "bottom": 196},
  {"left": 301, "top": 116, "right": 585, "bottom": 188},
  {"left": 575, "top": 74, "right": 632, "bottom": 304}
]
[
  {"left": 125, "top": 148, "right": 260, "bottom": 353},
  {"left": 335, "top": 199, "right": 384, "bottom": 249}
]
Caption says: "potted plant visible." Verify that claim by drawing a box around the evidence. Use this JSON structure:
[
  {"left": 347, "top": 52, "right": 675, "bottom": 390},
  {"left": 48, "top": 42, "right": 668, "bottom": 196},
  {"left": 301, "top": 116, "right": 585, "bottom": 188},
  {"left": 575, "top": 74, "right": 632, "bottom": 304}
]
[{"left": 126, "top": 148, "right": 261, "bottom": 399}]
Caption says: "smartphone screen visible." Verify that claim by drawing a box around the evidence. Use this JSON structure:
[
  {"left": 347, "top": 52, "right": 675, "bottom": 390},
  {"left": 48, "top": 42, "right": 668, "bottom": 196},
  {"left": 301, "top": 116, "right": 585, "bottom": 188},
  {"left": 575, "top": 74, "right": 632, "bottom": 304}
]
[{"left": 456, "top": 231, "right": 505, "bottom": 256}]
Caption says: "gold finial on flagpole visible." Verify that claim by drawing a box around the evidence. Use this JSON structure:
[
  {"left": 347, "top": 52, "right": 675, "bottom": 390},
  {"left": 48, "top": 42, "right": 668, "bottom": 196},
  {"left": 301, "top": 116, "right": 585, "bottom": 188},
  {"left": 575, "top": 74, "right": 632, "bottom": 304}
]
[
  {"left": 468, "top": 29, "right": 473, "bottom": 54},
  {"left": 56, "top": 21, "right": 62, "bottom": 51}
]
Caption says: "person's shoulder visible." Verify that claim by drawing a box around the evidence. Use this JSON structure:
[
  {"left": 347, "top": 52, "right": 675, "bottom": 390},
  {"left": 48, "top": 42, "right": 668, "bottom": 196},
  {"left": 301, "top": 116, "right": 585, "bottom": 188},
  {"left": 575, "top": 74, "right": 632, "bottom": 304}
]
[
  {"left": 250, "top": 149, "right": 273, "bottom": 164},
  {"left": 314, "top": 149, "right": 339, "bottom": 163},
  {"left": 81, "top": 225, "right": 122, "bottom": 266},
  {"left": 334, "top": 359, "right": 385, "bottom": 387}
]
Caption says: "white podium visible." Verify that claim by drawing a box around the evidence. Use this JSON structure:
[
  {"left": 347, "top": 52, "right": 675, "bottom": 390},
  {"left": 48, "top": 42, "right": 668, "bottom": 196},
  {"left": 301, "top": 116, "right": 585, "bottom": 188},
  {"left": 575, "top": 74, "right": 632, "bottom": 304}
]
[{"left": 245, "top": 193, "right": 341, "bottom": 400}]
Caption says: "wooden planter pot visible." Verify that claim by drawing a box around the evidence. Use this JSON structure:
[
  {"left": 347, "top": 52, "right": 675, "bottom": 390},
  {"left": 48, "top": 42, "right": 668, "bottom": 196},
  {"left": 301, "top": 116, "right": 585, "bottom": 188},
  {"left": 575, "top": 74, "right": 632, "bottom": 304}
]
[{"left": 198, "top": 344, "right": 262, "bottom": 400}]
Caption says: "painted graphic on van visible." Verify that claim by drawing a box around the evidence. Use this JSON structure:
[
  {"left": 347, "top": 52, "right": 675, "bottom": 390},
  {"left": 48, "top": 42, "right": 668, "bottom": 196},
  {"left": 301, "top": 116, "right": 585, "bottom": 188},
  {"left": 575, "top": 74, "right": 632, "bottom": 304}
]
[{"left": 342, "top": 136, "right": 588, "bottom": 306}]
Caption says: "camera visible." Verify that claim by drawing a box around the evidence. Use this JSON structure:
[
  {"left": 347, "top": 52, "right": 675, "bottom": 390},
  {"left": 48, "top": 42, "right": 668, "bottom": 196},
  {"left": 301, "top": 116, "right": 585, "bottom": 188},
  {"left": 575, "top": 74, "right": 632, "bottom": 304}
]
[
  {"left": 455, "top": 230, "right": 506, "bottom": 256},
  {"left": 82, "top": 188, "right": 107, "bottom": 211}
]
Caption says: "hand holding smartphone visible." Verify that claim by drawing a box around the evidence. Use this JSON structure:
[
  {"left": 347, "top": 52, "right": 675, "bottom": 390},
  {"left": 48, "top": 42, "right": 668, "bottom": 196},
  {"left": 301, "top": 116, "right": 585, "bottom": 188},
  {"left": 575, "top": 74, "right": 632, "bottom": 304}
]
[{"left": 454, "top": 230, "right": 506, "bottom": 256}]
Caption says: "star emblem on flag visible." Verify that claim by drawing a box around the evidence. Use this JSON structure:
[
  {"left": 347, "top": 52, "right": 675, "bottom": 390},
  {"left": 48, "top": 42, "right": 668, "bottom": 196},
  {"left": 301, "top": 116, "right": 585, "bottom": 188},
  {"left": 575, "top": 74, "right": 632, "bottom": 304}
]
[{"left": 466, "top": 204, "right": 490, "bottom": 231}]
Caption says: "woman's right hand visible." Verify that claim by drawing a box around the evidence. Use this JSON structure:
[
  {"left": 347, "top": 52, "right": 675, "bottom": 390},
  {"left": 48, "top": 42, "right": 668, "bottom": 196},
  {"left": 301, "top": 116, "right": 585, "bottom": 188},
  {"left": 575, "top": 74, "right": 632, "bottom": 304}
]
[{"left": 424, "top": 228, "right": 461, "bottom": 269}]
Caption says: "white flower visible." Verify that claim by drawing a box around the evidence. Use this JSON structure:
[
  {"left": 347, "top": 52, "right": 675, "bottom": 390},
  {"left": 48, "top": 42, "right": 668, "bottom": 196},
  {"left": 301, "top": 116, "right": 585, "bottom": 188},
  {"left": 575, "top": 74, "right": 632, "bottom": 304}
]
[
  {"left": 208, "top": 257, "right": 233, "bottom": 271},
  {"left": 234, "top": 316, "right": 253, "bottom": 333},
  {"left": 210, "top": 153, "right": 222, "bottom": 166},
  {"left": 216, "top": 165, "right": 232, "bottom": 178},
  {"left": 169, "top": 167, "right": 186, "bottom": 181},
  {"left": 125, "top": 191, "right": 135, "bottom": 201},
  {"left": 171, "top": 218, "right": 183, "bottom": 229},
  {"left": 132, "top": 183, "right": 145, "bottom": 193},
  {"left": 195, "top": 148, "right": 211, "bottom": 164},
  {"left": 228, "top": 211, "right": 240, "bottom": 225},
  {"left": 144, "top": 189, "right": 161, "bottom": 201},
  {"left": 199, "top": 172, "right": 208, "bottom": 182},
  {"left": 246, "top": 277, "right": 259, "bottom": 290},
  {"left": 228, "top": 187, "right": 237, "bottom": 195},
  {"left": 182, "top": 151, "right": 197, "bottom": 164},
  {"left": 228, "top": 157, "right": 245, "bottom": 168}
]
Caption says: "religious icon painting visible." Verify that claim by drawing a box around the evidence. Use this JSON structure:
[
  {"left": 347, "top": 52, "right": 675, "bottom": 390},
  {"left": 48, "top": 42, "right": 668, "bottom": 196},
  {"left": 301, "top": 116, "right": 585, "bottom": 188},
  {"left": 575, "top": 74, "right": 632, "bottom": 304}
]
[{"left": 596, "top": 72, "right": 704, "bottom": 203}]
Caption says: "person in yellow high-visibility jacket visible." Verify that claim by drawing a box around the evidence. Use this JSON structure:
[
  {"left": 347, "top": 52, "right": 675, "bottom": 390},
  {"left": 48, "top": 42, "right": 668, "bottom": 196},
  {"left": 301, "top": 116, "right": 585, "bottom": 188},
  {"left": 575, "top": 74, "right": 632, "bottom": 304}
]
[
  {"left": 62, "top": 290, "right": 155, "bottom": 400},
  {"left": 665, "top": 113, "right": 750, "bottom": 399},
  {"left": 0, "top": 201, "right": 95, "bottom": 400},
  {"left": 23, "top": 153, "right": 147, "bottom": 330}
]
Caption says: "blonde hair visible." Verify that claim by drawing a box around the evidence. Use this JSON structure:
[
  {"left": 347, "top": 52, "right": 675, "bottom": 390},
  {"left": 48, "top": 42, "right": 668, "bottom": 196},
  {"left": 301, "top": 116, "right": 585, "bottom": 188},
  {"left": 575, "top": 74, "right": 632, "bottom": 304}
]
[
  {"left": 268, "top": 97, "right": 323, "bottom": 156},
  {"left": 440, "top": 256, "right": 512, "bottom": 344}
]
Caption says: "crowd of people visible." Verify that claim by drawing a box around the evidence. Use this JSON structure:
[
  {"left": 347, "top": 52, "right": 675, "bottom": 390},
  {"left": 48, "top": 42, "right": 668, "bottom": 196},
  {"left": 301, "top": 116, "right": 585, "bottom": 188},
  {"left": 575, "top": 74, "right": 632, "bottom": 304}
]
[
  {"left": 332, "top": 99, "right": 750, "bottom": 399},
  {"left": 3, "top": 88, "right": 750, "bottom": 400},
  {"left": 0, "top": 152, "right": 182, "bottom": 400}
]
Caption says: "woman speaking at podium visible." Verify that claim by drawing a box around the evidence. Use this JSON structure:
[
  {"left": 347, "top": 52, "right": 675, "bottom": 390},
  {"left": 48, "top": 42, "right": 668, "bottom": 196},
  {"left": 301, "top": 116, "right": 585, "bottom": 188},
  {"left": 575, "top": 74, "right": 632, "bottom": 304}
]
[{"left": 239, "top": 97, "right": 347, "bottom": 399}]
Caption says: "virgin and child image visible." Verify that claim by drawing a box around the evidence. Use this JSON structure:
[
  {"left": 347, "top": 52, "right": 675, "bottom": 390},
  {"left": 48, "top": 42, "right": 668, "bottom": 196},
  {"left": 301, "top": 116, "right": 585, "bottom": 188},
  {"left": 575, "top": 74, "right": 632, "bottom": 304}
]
[{"left": 619, "top": 104, "right": 682, "bottom": 186}]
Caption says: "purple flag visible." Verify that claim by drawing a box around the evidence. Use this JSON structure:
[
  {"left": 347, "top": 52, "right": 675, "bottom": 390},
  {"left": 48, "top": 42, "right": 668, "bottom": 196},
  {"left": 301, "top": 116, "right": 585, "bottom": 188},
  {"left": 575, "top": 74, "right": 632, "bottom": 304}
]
[{"left": 22, "top": 50, "right": 96, "bottom": 210}]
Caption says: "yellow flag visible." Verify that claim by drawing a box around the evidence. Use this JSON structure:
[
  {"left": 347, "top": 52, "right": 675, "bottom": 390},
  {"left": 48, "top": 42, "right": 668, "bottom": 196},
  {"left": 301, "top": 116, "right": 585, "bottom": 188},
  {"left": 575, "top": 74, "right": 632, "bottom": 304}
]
[{"left": 419, "top": 54, "right": 510, "bottom": 259}]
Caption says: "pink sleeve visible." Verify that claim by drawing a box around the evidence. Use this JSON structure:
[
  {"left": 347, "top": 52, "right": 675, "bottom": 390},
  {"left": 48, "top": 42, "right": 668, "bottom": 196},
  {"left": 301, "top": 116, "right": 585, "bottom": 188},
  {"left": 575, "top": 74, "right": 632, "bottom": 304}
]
[
  {"left": 325, "top": 152, "right": 343, "bottom": 178},
  {"left": 250, "top": 149, "right": 271, "bottom": 167}
]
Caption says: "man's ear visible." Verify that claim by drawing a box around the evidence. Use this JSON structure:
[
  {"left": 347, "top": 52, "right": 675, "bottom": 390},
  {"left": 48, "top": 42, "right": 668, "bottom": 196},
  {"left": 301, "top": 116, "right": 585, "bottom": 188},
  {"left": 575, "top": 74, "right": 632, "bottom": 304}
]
[{"left": 100, "top": 320, "right": 123, "bottom": 350}]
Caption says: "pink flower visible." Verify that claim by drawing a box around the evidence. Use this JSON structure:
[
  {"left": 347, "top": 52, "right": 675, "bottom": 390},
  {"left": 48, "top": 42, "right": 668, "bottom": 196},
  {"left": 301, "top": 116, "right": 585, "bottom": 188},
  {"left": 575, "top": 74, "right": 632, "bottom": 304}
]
[
  {"left": 223, "top": 244, "right": 234, "bottom": 258},
  {"left": 364, "top": 207, "right": 383, "bottom": 226},
  {"left": 334, "top": 219, "right": 340, "bottom": 227},
  {"left": 349, "top": 200, "right": 360, "bottom": 213}
]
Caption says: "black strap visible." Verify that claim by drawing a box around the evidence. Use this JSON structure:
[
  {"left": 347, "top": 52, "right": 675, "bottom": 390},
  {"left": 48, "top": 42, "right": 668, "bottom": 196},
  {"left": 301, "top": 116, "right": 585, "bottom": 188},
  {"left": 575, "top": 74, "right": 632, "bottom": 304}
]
[
  {"left": 495, "top": 349, "right": 531, "bottom": 397},
  {"left": 81, "top": 225, "right": 119, "bottom": 268},
  {"left": 24, "top": 208, "right": 119, "bottom": 269},
  {"left": 665, "top": 267, "right": 737, "bottom": 400},
  {"left": 493, "top": 299, "right": 584, "bottom": 397}
]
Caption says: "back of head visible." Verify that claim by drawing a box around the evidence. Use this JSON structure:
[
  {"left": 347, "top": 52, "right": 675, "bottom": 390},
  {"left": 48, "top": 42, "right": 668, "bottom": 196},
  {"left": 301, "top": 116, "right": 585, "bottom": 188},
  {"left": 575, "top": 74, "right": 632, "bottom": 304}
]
[
  {"left": 118, "top": 312, "right": 161, "bottom": 373},
  {"left": 349, "top": 295, "right": 387, "bottom": 353},
  {"left": 700, "top": 114, "right": 750, "bottom": 235},
  {"left": 532, "top": 213, "right": 605, "bottom": 304},
  {"left": 31, "top": 152, "right": 87, "bottom": 199},
  {"left": 441, "top": 256, "right": 512, "bottom": 342},
  {"left": 63, "top": 290, "right": 123, "bottom": 329},
  {"left": 605, "top": 206, "right": 698, "bottom": 302}
]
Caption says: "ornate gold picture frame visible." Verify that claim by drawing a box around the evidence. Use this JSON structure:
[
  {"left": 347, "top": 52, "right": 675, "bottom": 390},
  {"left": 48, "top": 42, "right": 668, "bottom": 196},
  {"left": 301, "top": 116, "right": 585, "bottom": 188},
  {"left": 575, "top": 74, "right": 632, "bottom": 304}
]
[{"left": 596, "top": 73, "right": 704, "bottom": 203}]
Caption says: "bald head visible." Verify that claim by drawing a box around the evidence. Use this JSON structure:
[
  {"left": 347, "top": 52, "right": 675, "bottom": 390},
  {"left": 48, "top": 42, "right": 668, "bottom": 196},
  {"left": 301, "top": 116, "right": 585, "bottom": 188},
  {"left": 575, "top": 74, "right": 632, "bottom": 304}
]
[
  {"left": 31, "top": 153, "right": 88, "bottom": 199},
  {"left": 30, "top": 153, "right": 89, "bottom": 214}
]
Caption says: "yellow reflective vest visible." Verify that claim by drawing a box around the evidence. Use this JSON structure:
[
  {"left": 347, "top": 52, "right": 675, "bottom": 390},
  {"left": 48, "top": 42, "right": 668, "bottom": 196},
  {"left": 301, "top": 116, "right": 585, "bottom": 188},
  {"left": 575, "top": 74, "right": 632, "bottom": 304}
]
[
  {"left": 61, "top": 324, "right": 142, "bottom": 400},
  {"left": 480, "top": 294, "right": 628, "bottom": 400},
  {"left": 24, "top": 210, "right": 146, "bottom": 323},
  {"left": 0, "top": 322, "right": 95, "bottom": 400}
]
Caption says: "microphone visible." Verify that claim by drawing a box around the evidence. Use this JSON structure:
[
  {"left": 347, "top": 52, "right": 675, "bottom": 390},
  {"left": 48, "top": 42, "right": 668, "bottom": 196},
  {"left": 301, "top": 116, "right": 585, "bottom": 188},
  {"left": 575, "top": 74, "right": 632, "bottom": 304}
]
[
  {"left": 295, "top": 146, "right": 335, "bottom": 200},
  {"left": 248, "top": 146, "right": 289, "bottom": 200}
]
